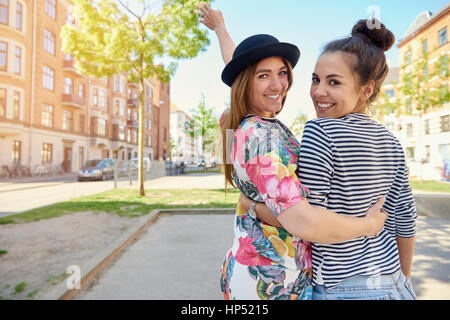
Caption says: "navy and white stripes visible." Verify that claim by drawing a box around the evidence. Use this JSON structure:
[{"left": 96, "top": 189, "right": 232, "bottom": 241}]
[{"left": 297, "top": 113, "right": 417, "bottom": 288}]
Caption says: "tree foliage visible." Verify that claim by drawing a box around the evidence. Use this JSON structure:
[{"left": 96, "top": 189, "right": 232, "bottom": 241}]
[{"left": 60, "top": 0, "right": 213, "bottom": 195}]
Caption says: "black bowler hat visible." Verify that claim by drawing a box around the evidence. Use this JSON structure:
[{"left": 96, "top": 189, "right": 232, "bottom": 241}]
[{"left": 221, "top": 34, "right": 300, "bottom": 87}]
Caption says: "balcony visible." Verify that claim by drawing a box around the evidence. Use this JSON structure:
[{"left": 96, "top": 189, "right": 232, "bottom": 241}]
[
  {"left": 62, "top": 59, "right": 79, "bottom": 76},
  {"left": 127, "top": 99, "right": 138, "bottom": 107},
  {"left": 127, "top": 120, "right": 138, "bottom": 128},
  {"left": 62, "top": 94, "right": 85, "bottom": 108}
]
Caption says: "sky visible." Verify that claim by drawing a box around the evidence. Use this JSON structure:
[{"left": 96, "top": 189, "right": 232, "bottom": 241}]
[{"left": 170, "top": 0, "right": 449, "bottom": 126}]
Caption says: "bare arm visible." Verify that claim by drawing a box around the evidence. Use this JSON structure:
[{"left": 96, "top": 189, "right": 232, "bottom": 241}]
[
  {"left": 240, "top": 193, "right": 387, "bottom": 244},
  {"left": 195, "top": 3, "right": 236, "bottom": 65},
  {"left": 396, "top": 236, "right": 415, "bottom": 280}
]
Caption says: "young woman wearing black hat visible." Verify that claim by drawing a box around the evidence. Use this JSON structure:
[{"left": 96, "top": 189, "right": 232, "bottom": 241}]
[
  {"left": 196, "top": 4, "right": 417, "bottom": 300},
  {"left": 196, "top": 4, "right": 388, "bottom": 300}
]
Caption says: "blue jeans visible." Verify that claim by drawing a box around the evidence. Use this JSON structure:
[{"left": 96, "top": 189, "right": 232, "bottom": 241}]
[{"left": 312, "top": 270, "right": 417, "bottom": 300}]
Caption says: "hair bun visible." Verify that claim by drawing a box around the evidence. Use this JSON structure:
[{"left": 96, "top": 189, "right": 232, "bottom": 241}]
[{"left": 351, "top": 19, "right": 395, "bottom": 51}]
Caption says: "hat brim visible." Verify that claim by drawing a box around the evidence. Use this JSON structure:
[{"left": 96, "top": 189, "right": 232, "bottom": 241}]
[{"left": 221, "top": 42, "right": 300, "bottom": 87}]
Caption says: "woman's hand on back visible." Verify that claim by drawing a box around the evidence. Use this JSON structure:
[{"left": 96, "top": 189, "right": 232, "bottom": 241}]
[{"left": 364, "top": 197, "right": 387, "bottom": 237}]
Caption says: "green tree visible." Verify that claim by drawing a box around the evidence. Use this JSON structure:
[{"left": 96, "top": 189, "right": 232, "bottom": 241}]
[
  {"left": 61, "top": 0, "right": 212, "bottom": 196},
  {"left": 185, "top": 94, "right": 219, "bottom": 165},
  {"left": 289, "top": 112, "right": 308, "bottom": 138}
]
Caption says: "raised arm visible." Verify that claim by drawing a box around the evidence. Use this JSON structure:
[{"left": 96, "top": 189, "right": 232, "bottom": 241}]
[
  {"left": 195, "top": 3, "right": 236, "bottom": 65},
  {"left": 240, "top": 193, "right": 387, "bottom": 244}
]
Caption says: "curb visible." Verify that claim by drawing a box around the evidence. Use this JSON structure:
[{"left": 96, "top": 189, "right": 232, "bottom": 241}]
[{"left": 38, "top": 208, "right": 234, "bottom": 300}]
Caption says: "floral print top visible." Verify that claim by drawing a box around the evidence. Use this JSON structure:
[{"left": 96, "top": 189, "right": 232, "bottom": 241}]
[{"left": 221, "top": 114, "right": 313, "bottom": 300}]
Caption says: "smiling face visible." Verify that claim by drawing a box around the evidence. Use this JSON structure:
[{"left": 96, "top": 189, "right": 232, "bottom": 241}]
[
  {"left": 248, "top": 56, "right": 290, "bottom": 118},
  {"left": 310, "top": 51, "right": 370, "bottom": 119}
]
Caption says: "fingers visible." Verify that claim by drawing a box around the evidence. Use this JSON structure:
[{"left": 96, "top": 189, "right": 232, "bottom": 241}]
[{"left": 373, "top": 196, "right": 386, "bottom": 210}]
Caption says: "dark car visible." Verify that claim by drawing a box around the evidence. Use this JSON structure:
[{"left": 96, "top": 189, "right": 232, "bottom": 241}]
[{"left": 77, "top": 159, "right": 115, "bottom": 181}]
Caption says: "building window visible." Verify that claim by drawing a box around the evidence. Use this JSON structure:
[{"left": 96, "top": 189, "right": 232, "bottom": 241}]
[
  {"left": 438, "top": 27, "right": 447, "bottom": 47},
  {"left": 12, "top": 140, "right": 21, "bottom": 163},
  {"left": 41, "top": 104, "right": 53, "bottom": 127},
  {"left": 405, "top": 147, "right": 415, "bottom": 161},
  {"left": 98, "top": 118, "right": 106, "bottom": 136},
  {"left": 127, "top": 108, "right": 131, "bottom": 120},
  {"left": 0, "top": 88, "right": 5, "bottom": 118},
  {"left": 44, "top": 29, "right": 55, "bottom": 55},
  {"left": 119, "top": 100, "right": 125, "bottom": 117},
  {"left": 132, "top": 130, "right": 137, "bottom": 144},
  {"left": 406, "top": 98, "right": 412, "bottom": 113},
  {"left": 441, "top": 115, "right": 449, "bottom": 132},
  {"left": 0, "top": 41, "right": 7, "bottom": 71},
  {"left": 64, "top": 77, "right": 73, "bottom": 94},
  {"left": 422, "top": 39, "right": 427, "bottom": 54},
  {"left": 127, "top": 128, "right": 131, "bottom": 143},
  {"left": 14, "top": 46, "right": 21, "bottom": 75},
  {"left": 385, "top": 89, "right": 394, "bottom": 97},
  {"left": 0, "top": 0, "right": 8, "bottom": 25},
  {"left": 41, "top": 143, "right": 53, "bottom": 164},
  {"left": 16, "top": 2, "right": 22, "bottom": 30},
  {"left": 119, "top": 124, "right": 125, "bottom": 141},
  {"left": 93, "top": 88, "right": 98, "bottom": 106},
  {"left": 424, "top": 119, "right": 430, "bottom": 135},
  {"left": 43, "top": 65, "right": 54, "bottom": 90},
  {"left": 78, "top": 84, "right": 84, "bottom": 98},
  {"left": 63, "top": 110, "right": 73, "bottom": 131},
  {"left": 12, "top": 90, "right": 19, "bottom": 119},
  {"left": 45, "top": 0, "right": 55, "bottom": 20},
  {"left": 440, "top": 55, "right": 448, "bottom": 77},
  {"left": 407, "top": 123, "right": 413, "bottom": 137},
  {"left": 66, "top": 11, "right": 74, "bottom": 25},
  {"left": 114, "top": 76, "right": 119, "bottom": 93},
  {"left": 99, "top": 89, "right": 106, "bottom": 107},
  {"left": 424, "top": 145, "right": 430, "bottom": 164},
  {"left": 405, "top": 50, "right": 411, "bottom": 64}
]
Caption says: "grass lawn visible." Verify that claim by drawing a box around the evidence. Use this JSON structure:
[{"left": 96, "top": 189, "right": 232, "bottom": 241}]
[
  {"left": 410, "top": 180, "right": 450, "bottom": 193},
  {"left": 0, "top": 188, "right": 240, "bottom": 225}
]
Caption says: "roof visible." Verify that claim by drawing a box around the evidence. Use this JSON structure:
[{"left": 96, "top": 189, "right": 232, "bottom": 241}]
[{"left": 398, "top": 3, "right": 450, "bottom": 48}]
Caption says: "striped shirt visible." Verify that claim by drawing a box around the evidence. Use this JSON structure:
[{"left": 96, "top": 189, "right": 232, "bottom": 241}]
[{"left": 297, "top": 113, "right": 417, "bottom": 288}]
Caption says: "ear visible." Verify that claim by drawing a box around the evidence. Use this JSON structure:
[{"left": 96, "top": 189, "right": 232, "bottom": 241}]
[{"left": 361, "top": 80, "right": 375, "bottom": 101}]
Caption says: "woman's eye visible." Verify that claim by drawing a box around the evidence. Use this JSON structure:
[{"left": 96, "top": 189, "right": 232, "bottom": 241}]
[
  {"left": 279, "top": 70, "right": 288, "bottom": 76},
  {"left": 312, "top": 77, "right": 319, "bottom": 83},
  {"left": 330, "top": 80, "right": 340, "bottom": 86},
  {"left": 258, "top": 74, "right": 268, "bottom": 79}
]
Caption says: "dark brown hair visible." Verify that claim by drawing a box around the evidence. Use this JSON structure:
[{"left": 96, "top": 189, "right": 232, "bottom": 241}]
[{"left": 322, "top": 19, "right": 395, "bottom": 105}]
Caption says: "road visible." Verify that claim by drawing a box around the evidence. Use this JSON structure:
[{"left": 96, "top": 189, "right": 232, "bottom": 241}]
[{"left": 0, "top": 169, "right": 220, "bottom": 218}]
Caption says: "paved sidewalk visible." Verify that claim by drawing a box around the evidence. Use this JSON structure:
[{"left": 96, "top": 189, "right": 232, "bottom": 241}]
[{"left": 76, "top": 213, "right": 450, "bottom": 300}]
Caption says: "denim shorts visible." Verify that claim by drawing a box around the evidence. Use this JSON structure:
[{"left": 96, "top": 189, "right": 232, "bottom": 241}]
[{"left": 312, "top": 270, "right": 417, "bottom": 300}]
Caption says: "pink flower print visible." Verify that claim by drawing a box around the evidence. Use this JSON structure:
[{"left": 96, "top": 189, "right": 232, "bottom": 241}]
[
  {"left": 235, "top": 237, "right": 272, "bottom": 266},
  {"left": 265, "top": 175, "right": 303, "bottom": 210},
  {"left": 245, "top": 155, "right": 277, "bottom": 193}
]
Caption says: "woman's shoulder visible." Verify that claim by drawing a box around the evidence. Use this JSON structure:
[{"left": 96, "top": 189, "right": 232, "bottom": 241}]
[{"left": 239, "top": 114, "right": 277, "bottom": 130}]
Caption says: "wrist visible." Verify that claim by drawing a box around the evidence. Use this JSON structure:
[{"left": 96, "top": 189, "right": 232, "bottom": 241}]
[{"left": 214, "top": 23, "right": 227, "bottom": 33}]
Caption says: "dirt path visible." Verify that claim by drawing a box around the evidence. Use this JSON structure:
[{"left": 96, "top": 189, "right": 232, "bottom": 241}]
[{"left": 0, "top": 211, "right": 143, "bottom": 300}]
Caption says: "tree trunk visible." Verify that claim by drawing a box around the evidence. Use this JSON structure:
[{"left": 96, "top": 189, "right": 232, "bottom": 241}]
[{"left": 138, "top": 76, "right": 145, "bottom": 196}]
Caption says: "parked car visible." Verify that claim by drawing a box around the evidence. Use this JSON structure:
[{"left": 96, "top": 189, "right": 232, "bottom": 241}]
[{"left": 77, "top": 159, "right": 115, "bottom": 181}]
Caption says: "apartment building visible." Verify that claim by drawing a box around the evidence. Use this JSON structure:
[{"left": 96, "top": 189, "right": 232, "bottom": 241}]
[
  {"left": 170, "top": 103, "right": 196, "bottom": 164},
  {"left": 0, "top": 0, "right": 170, "bottom": 173},
  {"left": 379, "top": 4, "right": 449, "bottom": 181}
]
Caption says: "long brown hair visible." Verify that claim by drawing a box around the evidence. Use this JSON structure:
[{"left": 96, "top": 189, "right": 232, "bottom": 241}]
[{"left": 221, "top": 58, "right": 293, "bottom": 189}]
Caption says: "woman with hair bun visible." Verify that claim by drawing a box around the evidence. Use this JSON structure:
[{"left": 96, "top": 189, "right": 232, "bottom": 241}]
[
  {"left": 245, "top": 18, "right": 417, "bottom": 299},
  {"left": 197, "top": 4, "right": 416, "bottom": 300}
]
